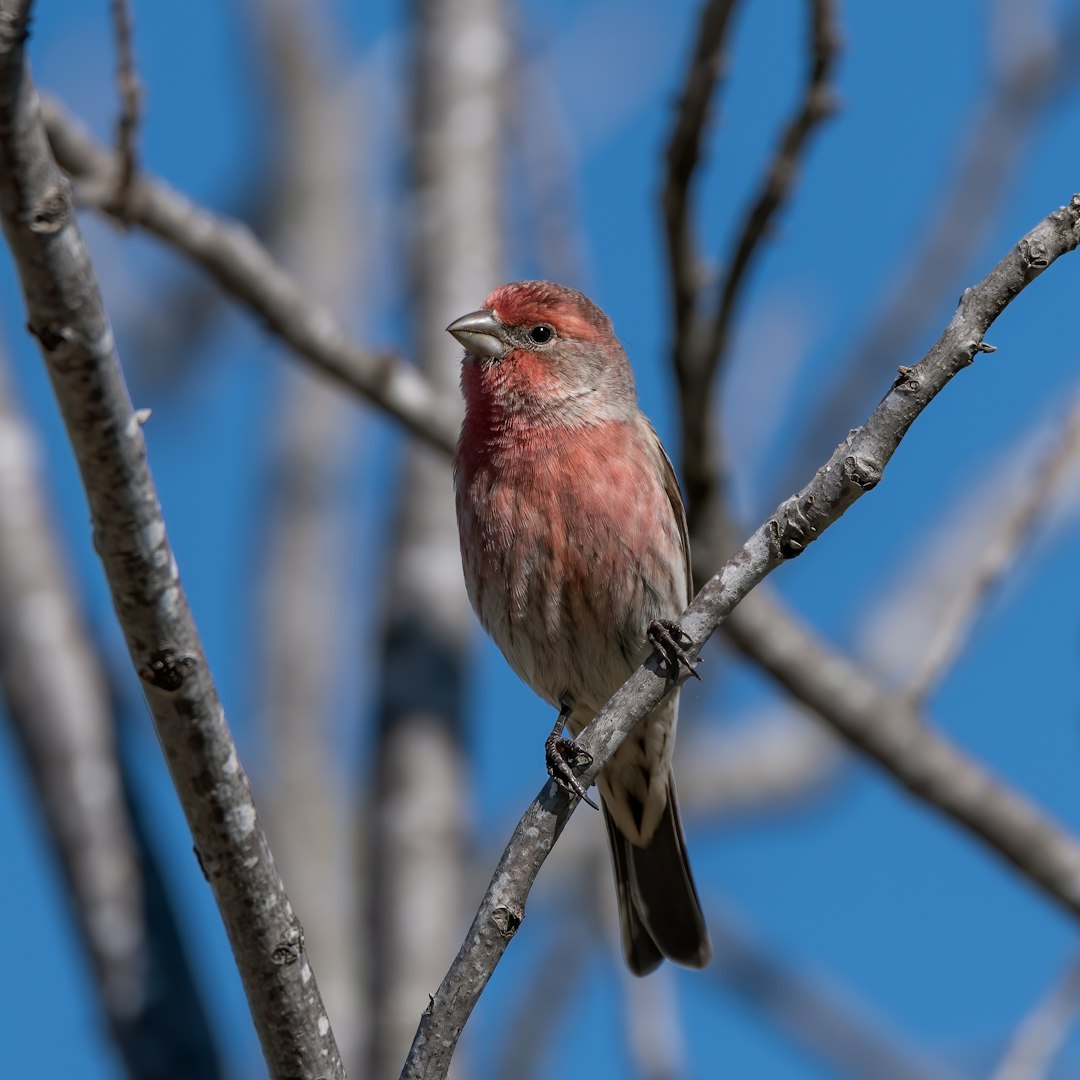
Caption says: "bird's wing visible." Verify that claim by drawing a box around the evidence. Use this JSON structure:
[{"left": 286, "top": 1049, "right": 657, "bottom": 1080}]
[{"left": 646, "top": 420, "right": 693, "bottom": 602}]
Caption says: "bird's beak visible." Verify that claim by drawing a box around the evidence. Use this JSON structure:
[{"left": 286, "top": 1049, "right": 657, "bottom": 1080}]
[{"left": 446, "top": 309, "right": 509, "bottom": 361}]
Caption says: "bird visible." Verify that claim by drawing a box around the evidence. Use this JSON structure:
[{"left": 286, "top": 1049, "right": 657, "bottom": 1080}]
[{"left": 448, "top": 279, "right": 711, "bottom": 975}]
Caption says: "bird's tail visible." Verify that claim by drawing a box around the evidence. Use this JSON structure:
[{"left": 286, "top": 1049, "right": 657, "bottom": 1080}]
[{"left": 603, "top": 776, "right": 712, "bottom": 976}]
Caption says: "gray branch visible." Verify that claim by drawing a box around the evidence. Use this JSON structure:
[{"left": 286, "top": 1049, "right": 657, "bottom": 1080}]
[
  {"left": 0, "top": 8, "right": 344, "bottom": 1077},
  {"left": 39, "top": 96, "right": 458, "bottom": 455},
  {"left": 704, "top": 0, "right": 840, "bottom": 379},
  {"left": 663, "top": 0, "right": 840, "bottom": 566},
  {"left": 661, "top": 0, "right": 742, "bottom": 350},
  {"left": 399, "top": 196, "right": 1080, "bottom": 1078},
  {"left": 107, "top": 0, "right": 140, "bottom": 218}
]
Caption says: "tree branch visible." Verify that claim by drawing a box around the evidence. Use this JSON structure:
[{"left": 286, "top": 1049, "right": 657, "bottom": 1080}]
[
  {"left": 705, "top": 0, "right": 839, "bottom": 375},
  {"left": 722, "top": 585, "right": 1080, "bottom": 905},
  {"left": 0, "top": 8, "right": 344, "bottom": 1077},
  {"left": 108, "top": 0, "right": 140, "bottom": 220},
  {"left": 400, "top": 196, "right": 1080, "bottom": 1079},
  {"left": 39, "top": 96, "right": 458, "bottom": 455},
  {"left": 0, "top": 346, "right": 142, "bottom": 1046},
  {"left": 663, "top": 0, "right": 840, "bottom": 561},
  {"left": 661, "top": 0, "right": 742, "bottom": 356}
]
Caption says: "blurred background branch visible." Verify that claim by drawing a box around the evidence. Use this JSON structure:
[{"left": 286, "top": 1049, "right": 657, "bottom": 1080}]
[
  {"left": 0, "top": 346, "right": 223, "bottom": 1079},
  {"left": 245, "top": 0, "right": 366, "bottom": 1067},
  {"left": 41, "top": 98, "right": 458, "bottom": 454},
  {"left": 664, "top": 0, "right": 839, "bottom": 560},
  {"left": 366, "top": 0, "right": 505, "bottom": 1074}
]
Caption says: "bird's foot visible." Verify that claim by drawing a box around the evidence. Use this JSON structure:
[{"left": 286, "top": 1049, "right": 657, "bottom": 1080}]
[
  {"left": 544, "top": 732, "right": 599, "bottom": 810},
  {"left": 648, "top": 618, "right": 701, "bottom": 680}
]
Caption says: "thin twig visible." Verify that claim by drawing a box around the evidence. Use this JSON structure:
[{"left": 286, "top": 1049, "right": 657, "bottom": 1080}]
[
  {"left": 109, "top": 0, "right": 140, "bottom": 220},
  {"left": 706, "top": 0, "right": 840, "bottom": 374},
  {"left": 905, "top": 394, "right": 1080, "bottom": 703},
  {"left": 400, "top": 197, "right": 1080, "bottom": 1080},
  {"left": 662, "top": 0, "right": 840, "bottom": 557},
  {"left": 0, "top": 7, "right": 345, "bottom": 1077},
  {"left": 661, "top": 0, "right": 742, "bottom": 359},
  {"left": 40, "top": 96, "right": 458, "bottom": 455},
  {"left": 989, "top": 951, "right": 1080, "bottom": 1080}
]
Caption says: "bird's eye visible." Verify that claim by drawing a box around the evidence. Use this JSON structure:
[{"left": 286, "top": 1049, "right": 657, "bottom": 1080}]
[{"left": 528, "top": 324, "right": 554, "bottom": 344}]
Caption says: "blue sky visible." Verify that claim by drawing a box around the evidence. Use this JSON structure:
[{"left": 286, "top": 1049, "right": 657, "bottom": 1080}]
[{"left": 2, "top": 1, "right": 1080, "bottom": 1078}]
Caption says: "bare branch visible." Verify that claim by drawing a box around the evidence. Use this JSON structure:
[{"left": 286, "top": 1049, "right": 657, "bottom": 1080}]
[
  {"left": 40, "top": 96, "right": 458, "bottom": 455},
  {"left": 990, "top": 951, "right": 1080, "bottom": 1080},
  {"left": 661, "top": 0, "right": 741, "bottom": 385},
  {"left": 400, "top": 198, "right": 1080, "bottom": 1079},
  {"left": 0, "top": 8, "right": 344, "bottom": 1076},
  {"left": 724, "top": 581, "right": 1080, "bottom": 903},
  {"left": 663, "top": 0, "right": 840, "bottom": 559},
  {"left": 108, "top": 0, "right": 140, "bottom": 220},
  {"left": 705, "top": 0, "right": 839, "bottom": 375},
  {"left": 0, "top": 342, "right": 226, "bottom": 1075},
  {"left": 905, "top": 394, "right": 1080, "bottom": 702}
]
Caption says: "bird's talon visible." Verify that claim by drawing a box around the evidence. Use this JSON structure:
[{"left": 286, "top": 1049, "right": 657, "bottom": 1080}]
[
  {"left": 545, "top": 735, "right": 599, "bottom": 810},
  {"left": 648, "top": 618, "right": 701, "bottom": 680}
]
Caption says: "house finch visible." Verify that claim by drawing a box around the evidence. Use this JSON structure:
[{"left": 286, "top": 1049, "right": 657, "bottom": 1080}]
[{"left": 449, "top": 280, "right": 711, "bottom": 975}]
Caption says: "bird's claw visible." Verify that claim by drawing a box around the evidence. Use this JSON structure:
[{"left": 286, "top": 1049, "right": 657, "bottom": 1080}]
[
  {"left": 648, "top": 618, "right": 701, "bottom": 680},
  {"left": 545, "top": 734, "right": 599, "bottom": 810}
]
